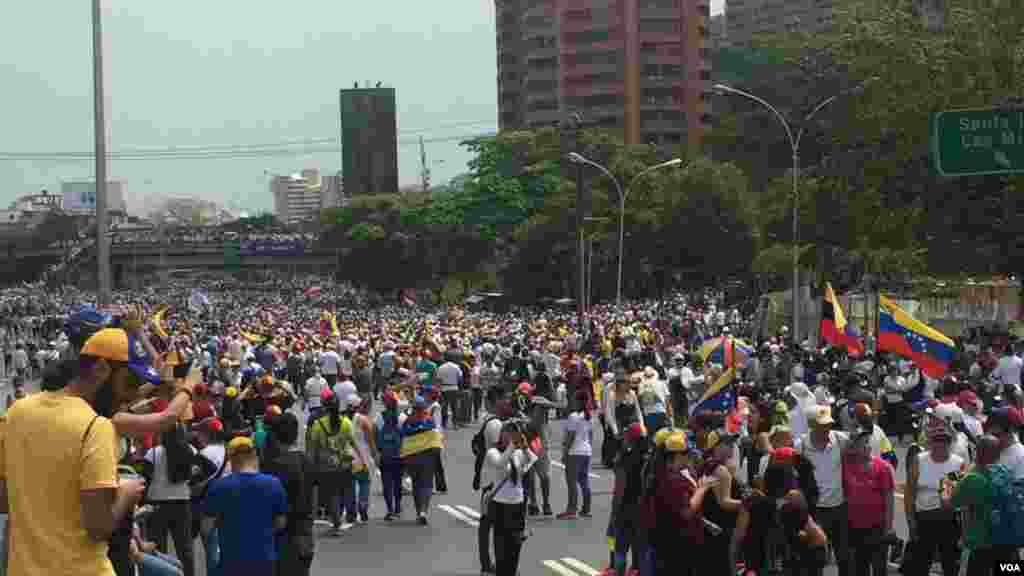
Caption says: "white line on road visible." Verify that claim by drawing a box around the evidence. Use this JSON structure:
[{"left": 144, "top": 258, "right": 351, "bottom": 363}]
[
  {"left": 543, "top": 559, "right": 583, "bottom": 576},
  {"left": 313, "top": 520, "right": 354, "bottom": 530},
  {"left": 551, "top": 460, "right": 601, "bottom": 479},
  {"left": 438, "top": 504, "right": 480, "bottom": 528},
  {"left": 456, "top": 505, "right": 481, "bottom": 519},
  {"left": 560, "top": 557, "right": 600, "bottom": 576}
]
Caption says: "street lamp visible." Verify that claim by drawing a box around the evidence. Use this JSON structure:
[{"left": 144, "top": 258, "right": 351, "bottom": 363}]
[
  {"left": 712, "top": 78, "right": 876, "bottom": 343},
  {"left": 582, "top": 216, "right": 609, "bottom": 315},
  {"left": 567, "top": 153, "right": 684, "bottom": 306}
]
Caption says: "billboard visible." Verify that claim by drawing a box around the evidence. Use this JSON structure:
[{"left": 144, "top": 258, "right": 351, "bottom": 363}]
[
  {"left": 61, "top": 181, "right": 126, "bottom": 214},
  {"left": 240, "top": 239, "right": 306, "bottom": 256}
]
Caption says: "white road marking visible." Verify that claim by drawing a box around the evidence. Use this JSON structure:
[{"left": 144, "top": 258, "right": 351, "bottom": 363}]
[
  {"left": 560, "top": 557, "right": 600, "bottom": 576},
  {"left": 313, "top": 520, "right": 354, "bottom": 530},
  {"left": 438, "top": 504, "right": 480, "bottom": 527},
  {"left": 543, "top": 559, "right": 583, "bottom": 576},
  {"left": 551, "top": 459, "right": 601, "bottom": 479},
  {"left": 456, "top": 504, "right": 481, "bottom": 519}
]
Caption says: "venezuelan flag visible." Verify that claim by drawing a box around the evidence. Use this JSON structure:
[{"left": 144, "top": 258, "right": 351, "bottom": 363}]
[
  {"left": 821, "top": 282, "right": 865, "bottom": 357},
  {"left": 699, "top": 336, "right": 754, "bottom": 368},
  {"left": 878, "top": 294, "right": 955, "bottom": 379},
  {"left": 693, "top": 366, "right": 738, "bottom": 414}
]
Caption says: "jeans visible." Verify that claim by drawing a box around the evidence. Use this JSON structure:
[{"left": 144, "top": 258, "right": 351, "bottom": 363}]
[
  {"left": 564, "top": 454, "right": 592, "bottom": 514},
  {"left": 479, "top": 497, "right": 496, "bottom": 572},
  {"left": 316, "top": 469, "right": 353, "bottom": 528},
  {"left": 380, "top": 460, "right": 403, "bottom": 515},
  {"left": 492, "top": 501, "right": 526, "bottom": 576},
  {"left": 352, "top": 471, "right": 370, "bottom": 518},
  {"left": 848, "top": 527, "right": 888, "bottom": 576},
  {"left": 814, "top": 504, "right": 850, "bottom": 576},
  {"left": 147, "top": 500, "right": 194, "bottom": 576},
  {"left": 203, "top": 528, "right": 221, "bottom": 576},
  {"left": 909, "top": 509, "right": 960, "bottom": 576},
  {"left": 137, "top": 551, "right": 183, "bottom": 576}
]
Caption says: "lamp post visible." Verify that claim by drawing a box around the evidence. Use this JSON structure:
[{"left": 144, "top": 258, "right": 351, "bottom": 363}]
[
  {"left": 713, "top": 78, "right": 876, "bottom": 343},
  {"left": 582, "top": 216, "right": 610, "bottom": 316},
  {"left": 92, "top": 0, "right": 111, "bottom": 305},
  {"left": 567, "top": 154, "right": 683, "bottom": 306}
]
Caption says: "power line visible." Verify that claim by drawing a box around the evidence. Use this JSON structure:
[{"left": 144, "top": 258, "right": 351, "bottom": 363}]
[
  {"left": 0, "top": 119, "right": 496, "bottom": 159},
  {"left": 0, "top": 132, "right": 496, "bottom": 162}
]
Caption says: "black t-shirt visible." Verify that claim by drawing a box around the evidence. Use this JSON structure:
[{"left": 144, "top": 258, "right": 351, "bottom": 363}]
[{"left": 262, "top": 449, "right": 314, "bottom": 539}]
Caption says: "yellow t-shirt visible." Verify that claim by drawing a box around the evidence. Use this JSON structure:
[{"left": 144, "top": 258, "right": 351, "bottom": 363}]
[{"left": 0, "top": 392, "right": 119, "bottom": 576}]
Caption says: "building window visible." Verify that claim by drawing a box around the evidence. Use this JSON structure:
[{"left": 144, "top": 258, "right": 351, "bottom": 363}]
[{"left": 565, "top": 29, "right": 610, "bottom": 44}]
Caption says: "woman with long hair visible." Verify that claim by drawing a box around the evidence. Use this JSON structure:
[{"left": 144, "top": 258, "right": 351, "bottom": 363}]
[
  {"left": 559, "top": 388, "right": 594, "bottom": 519},
  {"left": 698, "top": 430, "right": 744, "bottom": 576},
  {"left": 142, "top": 425, "right": 203, "bottom": 576}
]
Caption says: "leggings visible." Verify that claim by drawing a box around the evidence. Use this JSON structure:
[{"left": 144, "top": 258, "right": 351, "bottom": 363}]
[
  {"left": 147, "top": 500, "right": 194, "bottom": 576},
  {"left": 492, "top": 501, "right": 526, "bottom": 576}
]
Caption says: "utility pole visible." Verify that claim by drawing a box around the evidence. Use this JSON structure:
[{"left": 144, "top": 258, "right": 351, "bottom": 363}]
[
  {"left": 562, "top": 113, "right": 587, "bottom": 334},
  {"left": 419, "top": 136, "right": 431, "bottom": 192},
  {"left": 92, "top": 0, "right": 111, "bottom": 305}
]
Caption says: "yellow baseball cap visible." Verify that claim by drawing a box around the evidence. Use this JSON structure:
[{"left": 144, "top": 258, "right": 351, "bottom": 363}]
[
  {"left": 81, "top": 328, "right": 161, "bottom": 384},
  {"left": 654, "top": 427, "right": 674, "bottom": 448},
  {"left": 665, "top": 431, "right": 689, "bottom": 453},
  {"left": 706, "top": 430, "right": 739, "bottom": 451},
  {"left": 226, "top": 436, "right": 256, "bottom": 458}
]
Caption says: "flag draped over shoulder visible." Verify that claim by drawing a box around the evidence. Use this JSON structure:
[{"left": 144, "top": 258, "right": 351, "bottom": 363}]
[
  {"left": 699, "top": 336, "right": 753, "bottom": 368},
  {"left": 693, "top": 365, "right": 737, "bottom": 414},
  {"left": 820, "top": 282, "right": 864, "bottom": 357},
  {"left": 878, "top": 294, "right": 955, "bottom": 379}
]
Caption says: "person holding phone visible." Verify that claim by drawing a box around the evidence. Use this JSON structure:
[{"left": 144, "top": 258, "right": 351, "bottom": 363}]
[{"left": 485, "top": 421, "right": 538, "bottom": 576}]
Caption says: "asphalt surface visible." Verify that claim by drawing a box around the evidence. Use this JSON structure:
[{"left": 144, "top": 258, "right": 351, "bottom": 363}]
[{"left": 0, "top": 376, "right": 917, "bottom": 576}]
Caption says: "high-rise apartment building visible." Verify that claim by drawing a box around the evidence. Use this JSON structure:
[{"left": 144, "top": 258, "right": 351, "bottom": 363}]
[
  {"left": 496, "top": 0, "right": 712, "bottom": 150},
  {"left": 271, "top": 169, "right": 330, "bottom": 225},
  {"left": 725, "top": 0, "right": 836, "bottom": 47},
  {"left": 340, "top": 87, "right": 399, "bottom": 196}
]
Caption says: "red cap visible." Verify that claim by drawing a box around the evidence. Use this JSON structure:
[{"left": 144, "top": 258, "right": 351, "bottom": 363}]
[
  {"left": 206, "top": 418, "right": 223, "bottom": 433},
  {"left": 517, "top": 382, "right": 533, "bottom": 396},
  {"left": 320, "top": 388, "right": 336, "bottom": 403},
  {"left": 771, "top": 447, "right": 798, "bottom": 465},
  {"left": 958, "top": 390, "right": 981, "bottom": 409}
]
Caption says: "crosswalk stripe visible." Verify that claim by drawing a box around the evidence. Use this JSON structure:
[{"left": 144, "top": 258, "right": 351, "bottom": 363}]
[
  {"left": 560, "top": 557, "right": 600, "bottom": 576},
  {"left": 551, "top": 459, "right": 601, "bottom": 479},
  {"left": 456, "top": 505, "right": 481, "bottom": 519},
  {"left": 313, "top": 520, "right": 354, "bottom": 530},
  {"left": 543, "top": 559, "right": 582, "bottom": 576},
  {"left": 438, "top": 504, "right": 480, "bottom": 527}
]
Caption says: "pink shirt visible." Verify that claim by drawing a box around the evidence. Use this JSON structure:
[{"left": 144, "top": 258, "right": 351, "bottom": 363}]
[{"left": 843, "top": 456, "right": 895, "bottom": 529}]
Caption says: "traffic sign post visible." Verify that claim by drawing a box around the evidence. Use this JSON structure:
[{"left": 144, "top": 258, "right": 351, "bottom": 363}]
[{"left": 931, "top": 107, "right": 1024, "bottom": 176}]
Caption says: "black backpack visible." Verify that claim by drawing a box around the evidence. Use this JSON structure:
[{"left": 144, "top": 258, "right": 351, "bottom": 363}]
[{"left": 471, "top": 416, "right": 501, "bottom": 490}]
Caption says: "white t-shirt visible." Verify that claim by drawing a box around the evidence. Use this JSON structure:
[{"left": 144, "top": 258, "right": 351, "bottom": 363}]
[
  {"left": 305, "top": 376, "right": 326, "bottom": 409},
  {"left": 436, "top": 362, "right": 462, "bottom": 391},
  {"left": 997, "top": 440, "right": 1024, "bottom": 480},
  {"left": 995, "top": 355, "right": 1023, "bottom": 387},
  {"left": 565, "top": 412, "right": 593, "bottom": 456},
  {"left": 333, "top": 380, "right": 357, "bottom": 411},
  {"left": 486, "top": 445, "right": 538, "bottom": 505},
  {"left": 319, "top": 351, "right": 340, "bottom": 376},
  {"left": 800, "top": 431, "right": 849, "bottom": 508},
  {"left": 915, "top": 452, "right": 964, "bottom": 512},
  {"left": 144, "top": 445, "right": 196, "bottom": 501}
]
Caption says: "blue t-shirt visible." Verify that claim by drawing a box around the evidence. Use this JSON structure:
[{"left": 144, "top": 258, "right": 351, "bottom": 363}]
[{"left": 205, "top": 472, "right": 288, "bottom": 562}]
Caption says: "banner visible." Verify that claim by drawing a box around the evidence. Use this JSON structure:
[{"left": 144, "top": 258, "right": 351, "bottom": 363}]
[{"left": 240, "top": 239, "right": 306, "bottom": 256}]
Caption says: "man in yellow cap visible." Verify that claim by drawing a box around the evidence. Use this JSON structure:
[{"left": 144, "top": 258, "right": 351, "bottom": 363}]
[{"left": 202, "top": 435, "right": 288, "bottom": 576}]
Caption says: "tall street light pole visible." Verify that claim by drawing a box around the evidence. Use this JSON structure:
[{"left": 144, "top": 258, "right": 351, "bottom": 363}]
[
  {"left": 92, "top": 0, "right": 111, "bottom": 305},
  {"left": 567, "top": 153, "right": 683, "bottom": 306},
  {"left": 582, "top": 216, "right": 610, "bottom": 315},
  {"left": 713, "top": 78, "right": 876, "bottom": 344}
]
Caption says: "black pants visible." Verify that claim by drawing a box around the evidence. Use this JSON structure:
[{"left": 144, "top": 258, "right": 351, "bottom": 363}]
[
  {"left": 479, "top": 497, "right": 497, "bottom": 572},
  {"left": 471, "top": 388, "right": 483, "bottom": 421},
  {"left": 148, "top": 500, "right": 195, "bottom": 576},
  {"left": 441, "top": 389, "right": 461, "bottom": 429},
  {"left": 909, "top": 509, "right": 960, "bottom": 576},
  {"left": 434, "top": 448, "right": 448, "bottom": 492},
  {"left": 848, "top": 527, "right": 887, "bottom": 576},
  {"left": 814, "top": 505, "right": 850, "bottom": 576},
  {"left": 492, "top": 501, "right": 526, "bottom": 576}
]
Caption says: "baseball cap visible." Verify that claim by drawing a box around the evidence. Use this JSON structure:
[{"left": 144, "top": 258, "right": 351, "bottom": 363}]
[
  {"left": 81, "top": 328, "right": 161, "bottom": 385},
  {"left": 664, "top": 431, "right": 689, "bottom": 453},
  {"left": 654, "top": 427, "right": 674, "bottom": 448},
  {"left": 771, "top": 446, "right": 798, "bottom": 465},
  {"left": 226, "top": 436, "right": 256, "bottom": 458},
  {"left": 705, "top": 430, "right": 739, "bottom": 451},
  {"left": 320, "top": 388, "right": 336, "bottom": 403},
  {"left": 958, "top": 390, "right": 981, "bottom": 410}
]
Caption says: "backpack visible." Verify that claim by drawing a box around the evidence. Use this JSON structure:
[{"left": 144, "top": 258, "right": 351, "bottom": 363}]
[
  {"left": 988, "top": 463, "right": 1024, "bottom": 546},
  {"left": 472, "top": 417, "right": 501, "bottom": 490},
  {"left": 313, "top": 417, "right": 355, "bottom": 472},
  {"left": 376, "top": 414, "right": 402, "bottom": 461}
]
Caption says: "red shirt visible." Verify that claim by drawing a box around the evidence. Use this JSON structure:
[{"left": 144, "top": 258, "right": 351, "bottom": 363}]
[
  {"left": 843, "top": 456, "right": 895, "bottom": 529},
  {"left": 653, "top": 471, "right": 705, "bottom": 544}
]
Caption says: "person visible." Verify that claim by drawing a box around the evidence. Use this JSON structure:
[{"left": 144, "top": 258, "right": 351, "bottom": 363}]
[
  {"left": 202, "top": 436, "right": 287, "bottom": 576},
  {"left": 906, "top": 420, "right": 965, "bottom": 576},
  {"left": 650, "top": 430, "right": 716, "bottom": 576},
  {"left": 306, "top": 388, "right": 356, "bottom": 536},
  {"left": 476, "top": 404, "right": 507, "bottom": 576},
  {"left": 141, "top": 426, "right": 205, "bottom": 576},
  {"left": 348, "top": 395, "right": 376, "bottom": 523},
  {"left": 400, "top": 394, "right": 443, "bottom": 525},
  {"left": 262, "top": 412, "right": 315, "bottom": 576},
  {"left": 699, "top": 430, "right": 743, "bottom": 576},
  {"left": 986, "top": 407, "right": 1024, "bottom": 479},
  {"left": 800, "top": 405, "right": 851, "bottom": 576},
  {"left": 559, "top": 389, "right": 594, "bottom": 519},
  {"left": 0, "top": 327, "right": 154, "bottom": 576},
  {"left": 942, "top": 435, "right": 1001, "bottom": 576},
  {"left": 375, "top": 390, "right": 405, "bottom": 520},
  {"left": 304, "top": 367, "right": 326, "bottom": 424},
  {"left": 843, "top": 427, "right": 896, "bottom": 576},
  {"left": 486, "top": 421, "right": 538, "bottom": 576},
  {"left": 610, "top": 423, "right": 649, "bottom": 576}
]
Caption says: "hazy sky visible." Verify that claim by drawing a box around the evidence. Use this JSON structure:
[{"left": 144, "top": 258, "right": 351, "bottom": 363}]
[{"left": 0, "top": 0, "right": 724, "bottom": 215}]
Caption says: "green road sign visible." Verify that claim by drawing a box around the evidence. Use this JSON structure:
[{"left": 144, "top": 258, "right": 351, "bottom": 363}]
[
  {"left": 224, "top": 240, "right": 241, "bottom": 270},
  {"left": 931, "top": 107, "right": 1024, "bottom": 176}
]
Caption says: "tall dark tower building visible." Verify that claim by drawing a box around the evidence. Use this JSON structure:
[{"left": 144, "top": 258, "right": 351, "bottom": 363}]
[{"left": 340, "top": 86, "right": 399, "bottom": 196}]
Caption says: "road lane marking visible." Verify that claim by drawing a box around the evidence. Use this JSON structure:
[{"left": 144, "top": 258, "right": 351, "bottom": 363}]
[
  {"left": 551, "top": 459, "right": 601, "bottom": 479},
  {"left": 456, "top": 505, "right": 481, "bottom": 519},
  {"left": 438, "top": 504, "right": 479, "bottom": 527},
  {"left": 543, "top": 560, "right": 583, "bottom": 576},
  {"left": 560, "top": 557, "right": 600, "bottom": 575},
  {"left": 313, "top": 520, "right": 354, "bottom": 530}
]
